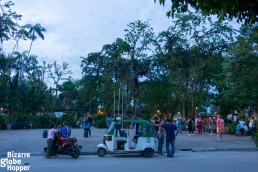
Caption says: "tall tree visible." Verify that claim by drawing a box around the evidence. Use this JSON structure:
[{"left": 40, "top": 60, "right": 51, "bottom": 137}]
[
  {"left": 214, "top": 24, "right": 258, "bottom": 117},
  {"left": 24, "top": 23, "right": 46, "bottom": 56},
  {"left": 48, "top": 61, "right": 72, "bottom": 112},
  {"left": 124, "top": 20, "right": 156, "bottom": 116}
]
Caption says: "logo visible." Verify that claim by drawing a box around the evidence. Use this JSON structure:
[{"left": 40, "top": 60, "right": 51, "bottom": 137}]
[{"left": 0, "top": 151, "right": 30, "bottom": 172}]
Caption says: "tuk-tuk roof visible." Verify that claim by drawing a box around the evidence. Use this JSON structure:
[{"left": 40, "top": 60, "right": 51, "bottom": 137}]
[
  {"left": 105, "top": 119, "right": 155, "bottom": 137},
  {"left": 113, "top": 119, "right": 153, "bottom": 126}
]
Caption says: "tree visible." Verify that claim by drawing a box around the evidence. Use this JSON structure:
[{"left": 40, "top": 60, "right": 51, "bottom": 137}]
[
  {"left": 10, "top": 26, "right": 29, "bottom": 57},
  {"left": 124, "top": 20, "right": 156, "bottom": 116},
  {"left": 48, "top": 61, "right": 72, "bottom": 112},
  {"left": 24, "top": 23, "right": 46, "bottom": 56},
  {"left": 214, "top": 24, "right": 258, "bottom": 117},
  {"left": 0, "top": 1, "right": 22, "bottom": 51},
  {"left": 59, "top": 80, "right": 79, "bottom": 113},
  {"left": 154, "top": 0, "right": 258, "bottom": 24}
]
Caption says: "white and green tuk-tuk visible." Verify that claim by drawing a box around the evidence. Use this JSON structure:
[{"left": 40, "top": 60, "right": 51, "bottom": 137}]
[{"left": 97, "top": 119, "right": 155, "bottom": 158}]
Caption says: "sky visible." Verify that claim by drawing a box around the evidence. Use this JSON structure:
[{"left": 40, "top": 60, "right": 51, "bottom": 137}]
[{"left": 3, "top": 0, "right": 173, "bottom": 80}]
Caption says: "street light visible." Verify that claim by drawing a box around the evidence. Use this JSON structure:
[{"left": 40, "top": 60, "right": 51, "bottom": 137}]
[{"left": 195, "top": 107, "right": 198, "bottom": 117}]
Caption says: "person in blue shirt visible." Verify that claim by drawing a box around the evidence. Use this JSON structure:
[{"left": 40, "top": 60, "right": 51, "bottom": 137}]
[
  {"left": 236, "top": 121, "right": 240, "bottom": 137},
  {"left": 155, "top": 119, "right": 179, "bottom": 158},
  {"left": 83, "top": 119, "right": 91, "bottom": 137},
  {"left": 59, "top": 121, "right": 71, "bottom": 141}
]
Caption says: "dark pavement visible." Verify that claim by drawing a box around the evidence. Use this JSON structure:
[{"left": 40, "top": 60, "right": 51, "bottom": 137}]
[{"left": 0, "top": 127, "right": 256, "bottom": 156}]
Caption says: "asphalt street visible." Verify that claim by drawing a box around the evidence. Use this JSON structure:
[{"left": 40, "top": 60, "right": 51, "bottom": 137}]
[
  {"left": 0, "top": 127, "right": 256, "bottom": 157},
  {"left": 1, "top": 151, "right": 257, "bottom": 172}
]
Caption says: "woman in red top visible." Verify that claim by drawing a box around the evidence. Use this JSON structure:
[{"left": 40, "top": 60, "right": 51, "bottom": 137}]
[
  {"left": 216, "top": 114, "right": 224, "bottom": 142},
  {"left": 197, "top": 117, "right": 203, "bottom": 134}
]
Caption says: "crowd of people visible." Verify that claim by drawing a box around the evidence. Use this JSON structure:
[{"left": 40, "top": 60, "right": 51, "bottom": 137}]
[{"left": 45, "top": 112, "right": 256, "bottom": 159}]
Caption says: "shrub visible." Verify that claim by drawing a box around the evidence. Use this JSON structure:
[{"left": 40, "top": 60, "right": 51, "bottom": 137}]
[
  {"left": 0, "top": 115, "right": 7, "bottom": 129},
  {"left": 226, "top": 122, "right": 237, "bottom": 134},
  {"left": 61, "top": 113, "right": 77, "bottom": 128},
  {"left": 35, "top": 114, "right": 56, "bottom": 128},
  {"left": 92, "top": 115, "right": 106, "bottom": 128},
  {"left": 8, "top": 113, "right": 33, "bottom": 123}
]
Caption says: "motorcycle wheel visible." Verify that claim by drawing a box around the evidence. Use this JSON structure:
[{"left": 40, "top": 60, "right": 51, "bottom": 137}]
[{"left": 71, "top": 150, "right": 80, "bottom": 159}]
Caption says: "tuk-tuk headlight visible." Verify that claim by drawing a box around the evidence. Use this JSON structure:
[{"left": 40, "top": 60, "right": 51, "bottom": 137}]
[{"left": 104, "top": 136, "right": 112, "bottom": 141}]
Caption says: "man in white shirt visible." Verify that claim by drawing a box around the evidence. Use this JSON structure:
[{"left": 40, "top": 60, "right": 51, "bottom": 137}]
[{"left": 46, "top": 124, "right": 56, "bottom": 159}]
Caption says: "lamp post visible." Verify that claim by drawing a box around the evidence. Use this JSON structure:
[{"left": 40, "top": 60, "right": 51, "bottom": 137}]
[{"left": 195, "top": 107, "right": 198, "bottom": 117}]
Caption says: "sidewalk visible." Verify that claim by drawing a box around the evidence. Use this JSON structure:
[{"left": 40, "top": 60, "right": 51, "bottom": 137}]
[{"left": 0, "top": 127, "right": 256, "bottom": 156}]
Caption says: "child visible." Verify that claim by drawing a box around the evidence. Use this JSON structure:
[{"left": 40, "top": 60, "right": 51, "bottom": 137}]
[{"left": 236, "top": 121, "right": 240, "bottom": 137}]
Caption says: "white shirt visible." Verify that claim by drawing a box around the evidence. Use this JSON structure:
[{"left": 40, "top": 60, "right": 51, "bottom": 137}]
[{"left": 48, "top": 128, "right": 56, "bottom": 140}]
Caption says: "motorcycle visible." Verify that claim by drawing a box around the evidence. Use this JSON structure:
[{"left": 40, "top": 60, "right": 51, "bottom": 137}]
[{"left": 44, "top": 132, "right": 82, "bottom": 159}]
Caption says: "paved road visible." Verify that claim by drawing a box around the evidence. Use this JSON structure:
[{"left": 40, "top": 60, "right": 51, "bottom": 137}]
[
  {"left": 1, "top": 151, "right": 258, "bottom": 172},
  {"left": 0, "top": 127, "right": 256, "bottom": 157}
]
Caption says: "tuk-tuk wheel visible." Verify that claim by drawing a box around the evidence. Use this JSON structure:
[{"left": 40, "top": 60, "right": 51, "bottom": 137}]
[
  {"left": 143, "top": 148, "right": 153, "bottom": 158},
  {"left": 97, "top": 147, "right": 106, "bottom": 157}
]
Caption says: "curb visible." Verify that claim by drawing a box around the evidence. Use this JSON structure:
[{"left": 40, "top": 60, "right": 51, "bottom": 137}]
[{"left": 192, "top": 147, "right": 258, "bottom": 152}]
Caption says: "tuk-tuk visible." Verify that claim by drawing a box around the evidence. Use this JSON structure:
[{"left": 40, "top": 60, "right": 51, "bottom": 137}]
[{"left": 97, "top": 119, "right": 155, "bottom": 158}]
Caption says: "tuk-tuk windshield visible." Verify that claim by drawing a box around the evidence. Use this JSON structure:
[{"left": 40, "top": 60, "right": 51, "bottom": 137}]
[{"left": 105, "top": 122, "right": 115, "bottom": 135}]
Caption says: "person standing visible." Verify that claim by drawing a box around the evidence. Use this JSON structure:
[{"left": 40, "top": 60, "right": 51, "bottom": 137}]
[
  {"left": 216, "top": 114, "right": 224, "bottom": 142},
  {"left": 157, "top": 121, "right": 165, "bottom": 155},
  {"left": 115, "top": 115, "right": 122, "bottom": 137},
  {"left": 83, "top": 119, "right": 91, "bottom": 137},
  {"left": 195, "top": 116, "right": 199, "bottom": 134},
  {"left": 236, "top": 120, "right": 240, "bottom": 137},
  {"left": 46, "top": 124, "right": 56, "bottom": 159},
  {"left": 176, "top": 115, "right": 182, "bottom": 134},
  {"left": 249, "top": 116, "right": 255, "bottom": 139},
  {"left": 187, "top": 117, "right": 194, "bottom": 135},
  {"left": 209, "top": 117, "right": 214, "bottom": 135},
  {"left": 156, "top": 119, "right": 179, "bottom": 158},
  {"left": 239, "top": 118, "right": 245, "bottom": 136},
  {"left": 78, "top": 116, "right": 84, "bottom": 128},
  {"left": 151, "top": 115, "right": 160, "bottom": 138},
  {"left": 197, "top": 117, "right": 203, "bottom": 134}
]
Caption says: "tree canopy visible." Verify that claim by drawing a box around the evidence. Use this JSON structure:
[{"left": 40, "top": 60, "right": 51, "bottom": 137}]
[{"left": 155, "top": 0, "right": 258, "bottom": 24}]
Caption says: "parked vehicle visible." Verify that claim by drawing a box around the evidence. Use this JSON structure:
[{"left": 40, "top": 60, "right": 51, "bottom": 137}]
[
  {"left": 44, "top": 132, "right": 82, "bottom": 159},
  {"left": 97, "top": 119, "right": 155, "bottom": 158}
]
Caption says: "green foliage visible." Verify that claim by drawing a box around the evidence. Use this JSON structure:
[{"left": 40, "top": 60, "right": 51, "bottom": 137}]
[
  {"left": 61, "top": 113, "right": 77, "bottom": 128},
  {"left": 8, "top": 113, "right": 33, "bottom": 123},
  {"left": 226, "top": 122, "right": 237, "bottom": 134},
  {"left": 0, "top": 115, "right": 7, "bottom": 129},
  {"left": 154, "top": 0, "right": 258, "bottom": 24},
  {"left": 34, "top": 114, "right": 56, "bottom": 128},
  {"left": 92, "top": 115, "right": 107, "bottom": 128},
  {"left": 1, "top": 1, "right": 257, "bottom": 125}
]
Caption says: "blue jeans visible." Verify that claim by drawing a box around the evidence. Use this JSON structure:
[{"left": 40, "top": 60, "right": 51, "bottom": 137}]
[{"left": 166, "top": 139, "right": 175, "bottom": 157}]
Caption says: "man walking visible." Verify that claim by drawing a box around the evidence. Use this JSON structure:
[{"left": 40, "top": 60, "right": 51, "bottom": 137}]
[{"left": 155, "top": 119, "right": 179, "bottom": 157}]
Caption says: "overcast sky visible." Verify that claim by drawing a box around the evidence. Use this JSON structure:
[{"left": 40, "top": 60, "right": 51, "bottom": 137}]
[{"left": 4, "top": 0, "right": 173, "bottom": 80}]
